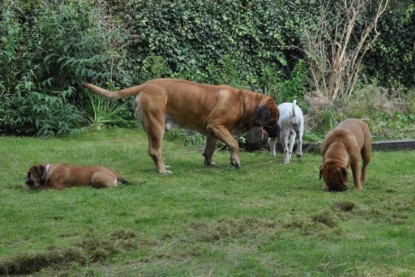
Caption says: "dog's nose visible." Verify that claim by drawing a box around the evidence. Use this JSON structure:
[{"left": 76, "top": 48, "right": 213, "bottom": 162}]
[{"left": 25, "top": 177, "right": 34, "bottom": 186}]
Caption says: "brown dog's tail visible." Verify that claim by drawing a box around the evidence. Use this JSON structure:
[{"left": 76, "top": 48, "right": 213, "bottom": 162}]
[
  {"left": 117, "top": 176, "right": 133, "bottom": 185},
  {"left": 82, "top": 83, "right": 144, "bottom": 100}
]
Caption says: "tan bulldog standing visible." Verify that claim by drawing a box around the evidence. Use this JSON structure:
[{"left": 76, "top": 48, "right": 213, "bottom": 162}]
[{"left": 319, "top": 118, "right": 372, "bottom": 191}]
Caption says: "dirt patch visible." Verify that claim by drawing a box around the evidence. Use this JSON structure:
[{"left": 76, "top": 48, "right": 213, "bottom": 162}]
[
  {"left": 0, "top": 229, "right": 138, "bottom": 275},
  {"left": 283, "top": 211, "right": 342, "bottom": 239},
  {"left": 332, "top": 200, "right": 356, "bottom": 212},
  {"left": 311, "top": 211, "right": 338, "bottom": 228},
  {"left": 0, "top": 248, "right": 87, "bottom": 275},
  {"left": 188, "top": 217, "right": 277, "bottom": 242}
]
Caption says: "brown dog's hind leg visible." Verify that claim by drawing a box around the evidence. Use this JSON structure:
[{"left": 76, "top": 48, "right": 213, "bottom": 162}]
[
  {"left": 147, "top": 134, "right": 171, "bottom": 175},
  {"left": 91, "top": 173, "right": 118, "bottom": 188},
  {"left": 203, "top": 136, "right": 217, "bottom": 166},
  {"left": 360, "top": 143, "right": 371, "bottom": 183},
  {"left": 351, "top": 163, "right": 363, "bottom": 190},
  {"left": 145, "top": 118, "right": 171, "bottom": 174}
]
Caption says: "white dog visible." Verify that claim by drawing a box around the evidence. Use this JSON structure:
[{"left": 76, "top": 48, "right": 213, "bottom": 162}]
[{"left": 268, "top": 100, "right": 304, "bottom": 164}]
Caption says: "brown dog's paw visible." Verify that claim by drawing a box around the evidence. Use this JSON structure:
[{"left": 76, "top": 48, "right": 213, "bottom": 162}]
[
  {"left": 159, "top": 169, "right": 172, "bottom": 175},
  {"left": 231, "top": 159, "right": 240, "bottom": 168}
]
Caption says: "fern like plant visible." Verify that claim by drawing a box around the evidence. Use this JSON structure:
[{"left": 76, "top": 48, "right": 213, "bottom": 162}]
[{"left": 84, "top": 93, "right": 134, "bottom": 130}]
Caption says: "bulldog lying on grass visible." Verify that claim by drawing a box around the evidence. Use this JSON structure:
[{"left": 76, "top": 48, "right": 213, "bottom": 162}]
[{"left": 25, "top": 164, "right": 131, "bottom": 189}]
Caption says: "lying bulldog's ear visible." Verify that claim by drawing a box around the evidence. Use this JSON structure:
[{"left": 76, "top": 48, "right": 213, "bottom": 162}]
[{"left": 33, "top": 165, "right": 45, "bottom": 177}]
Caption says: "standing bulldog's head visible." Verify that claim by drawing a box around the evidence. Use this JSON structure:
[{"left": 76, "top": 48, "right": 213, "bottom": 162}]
[
  {"left": 255, "top": 99, "right": 279, "bottom": 137},
  {"left": 319, "top": 162, "right": 349, "bottom": 191},
  {"left": 25, "top": 164, "right": 47, "bottom": 189}
]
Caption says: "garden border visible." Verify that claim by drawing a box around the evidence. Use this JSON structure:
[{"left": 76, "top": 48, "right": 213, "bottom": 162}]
[{"left": 302, "top": 139, "right": 415, "bottom": 153}]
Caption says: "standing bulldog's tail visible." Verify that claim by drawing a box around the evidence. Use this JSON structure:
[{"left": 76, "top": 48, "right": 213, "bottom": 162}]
[
  {"left": 82, "top": 83, "right": 144, "bottom": 100},
  {"left": 292, "top": 99, "right": 297, "bottom": 117}
]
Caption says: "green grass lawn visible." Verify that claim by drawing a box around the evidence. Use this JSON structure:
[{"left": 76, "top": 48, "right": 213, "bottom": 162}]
[{"left": 0, "top": 128, "right": 414, "bottom": 276}]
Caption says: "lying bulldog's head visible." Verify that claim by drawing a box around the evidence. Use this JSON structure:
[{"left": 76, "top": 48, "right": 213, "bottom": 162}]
[
  {"left": 25, "top": 164, "right": 47, "bottom": 189},
  {"left": 319, "top": 163, "right": 349, "bottom": 191}
]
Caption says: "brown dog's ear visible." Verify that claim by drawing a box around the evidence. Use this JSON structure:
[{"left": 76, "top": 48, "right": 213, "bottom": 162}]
[
  {"left": 319, "top": 165, "right": 323, "bottom": 180},
  {"left": 340, "top": 167, "right": 348, "bottom": 181},
  {"left": 255, "top": 106, "right": 271, "bottom": 127}
]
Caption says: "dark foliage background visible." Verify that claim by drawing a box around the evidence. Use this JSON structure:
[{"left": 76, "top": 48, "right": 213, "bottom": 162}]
[
  {"left": 0, "top": 0, "right": 413, "bottom": 136},
  {"left": 363, "top": 0, "right": 415, "bottom": 88}
]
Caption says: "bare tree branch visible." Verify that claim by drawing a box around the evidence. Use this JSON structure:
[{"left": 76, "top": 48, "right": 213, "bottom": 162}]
[{"left": 303, "top": 0, "right": 390, "bottom": 101}]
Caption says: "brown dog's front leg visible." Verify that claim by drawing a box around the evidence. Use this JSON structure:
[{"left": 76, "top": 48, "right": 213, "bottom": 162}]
[
  {"left": 203, "top": 136, "right": 217, "bottom": 166},
  {"left": 207, "top": 125, "right": 240, "bottom": 168}
]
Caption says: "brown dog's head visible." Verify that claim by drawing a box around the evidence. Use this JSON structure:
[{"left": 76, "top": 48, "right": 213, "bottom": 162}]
[
  {"left": 319, "top": 162, "right": 349, "bottom": 191},
  {"left": 25, "top": 164, "right": 47, "bottom": 189},
  {"left": 255, "top": 98, "right": 279, "bottom": 137}
]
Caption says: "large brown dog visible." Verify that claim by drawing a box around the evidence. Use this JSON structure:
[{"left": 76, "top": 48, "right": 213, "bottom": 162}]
[
  {"left": 319, "top": 118, "right": 372, "bottom": 191},
  {"left": 25, "top": 164, "right": 131, "bottom": 189},
  {"left": 82, "top": 79, "right": 279, "bottom": 174}
]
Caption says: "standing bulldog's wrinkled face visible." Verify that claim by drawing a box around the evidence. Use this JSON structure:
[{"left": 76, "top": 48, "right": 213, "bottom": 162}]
[
  {"left": 320, "top": 163, "right": 349, "bottom": 191},
  {"left": 255, "top": 101, "right": 279, "bottom": 131},
  {"left": 25, "top": 165, "right": 46, "bottom": 189}
]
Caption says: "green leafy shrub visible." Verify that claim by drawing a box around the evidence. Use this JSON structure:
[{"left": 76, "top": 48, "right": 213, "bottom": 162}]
[
  {"left": 1, "top": 0, "right": 413, "bottom": 139},
  {"left": 270, "top": 60, "right": 307, "bottom": 105},
  {"left": 0, "top": 0, "right": 131, "bottom": 136},
  {"left": 363, "top": 1, "right": 415, "bottom": 89},
  {"left": 0, "top": 90, "right": 82, "bottom": 137},
  {"left": 111, "top": 0, "right": 304, "bottom": 88}
]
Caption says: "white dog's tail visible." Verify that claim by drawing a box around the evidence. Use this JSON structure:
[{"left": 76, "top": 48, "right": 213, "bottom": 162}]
[{"left": 292, "top": 99, "right": 297, "bottom": 117}]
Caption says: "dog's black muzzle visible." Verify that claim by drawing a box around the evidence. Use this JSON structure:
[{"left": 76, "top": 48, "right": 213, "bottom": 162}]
[
  {"left": 328, "top": 184, "right": 348, "bottom": 192},
  {"left": 264, "top": 123, "right": 280, "bottom": 138},
  {"left": 25, "top": 176, "right": 35, "bottom": 187}
]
